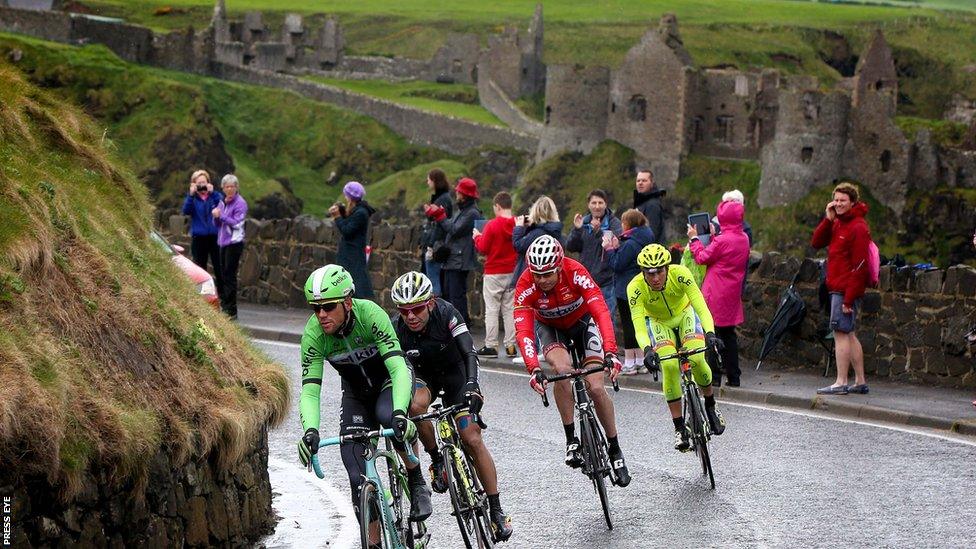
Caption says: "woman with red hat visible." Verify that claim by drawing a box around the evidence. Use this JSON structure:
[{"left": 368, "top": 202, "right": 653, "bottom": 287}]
[{"left": 424, "top": 177, "right": 484, "bottom": 323}]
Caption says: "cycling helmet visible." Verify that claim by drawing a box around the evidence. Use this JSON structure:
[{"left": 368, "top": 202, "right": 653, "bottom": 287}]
[
  {"left": 637, "top": 243, "right": 671, "bottom": 271},
  {"left": 391, "top": 271, "right": 433, "bottom": 305},
  {"left": 305, "top": 264, "right": 356, "bottom": 302},
  {"left": 526, "top": 235, "right": 564, "bottom": 274}
]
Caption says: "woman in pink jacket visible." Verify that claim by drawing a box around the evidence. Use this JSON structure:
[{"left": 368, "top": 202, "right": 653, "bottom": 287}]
[{"left": 688, "top": 191, "right": 751, "bottom": 386}]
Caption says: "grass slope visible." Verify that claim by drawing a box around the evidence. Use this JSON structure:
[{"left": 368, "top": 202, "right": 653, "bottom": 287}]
[{"left": 0, "top": 62, "right": 288, "bottom": 497}]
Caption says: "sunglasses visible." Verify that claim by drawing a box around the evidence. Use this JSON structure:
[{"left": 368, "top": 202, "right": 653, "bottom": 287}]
[
  {"left": 642, "top": 267, "right": 665, "bottom": 275},
  {"left": 310, "top": 301, "right": 342, "bottom": 313},
  {"left": 397, "top": 302, "right": 428, "bottom": 316}
]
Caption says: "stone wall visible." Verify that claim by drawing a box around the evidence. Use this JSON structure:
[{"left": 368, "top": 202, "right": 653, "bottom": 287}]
[
  {"left": 478, "top": 76, "right": 544, "bottom": 138},
  {"left": 537, "top": 64, "right": 609, "bottom": 161},
  {"left": 739, "top": 252, "right": 976, "bottom": 388},
  {"left": 0, "top": 4, "right": 71, "bottom": 42},
  {"left": 210, "top": 62, "right": 538, "bottom": 154},
  {"left": 5, "top": 429, "right": 274, "bottom": 546},
  {"left": 70, "top": 17, "right": 154, "bottom": 63}
]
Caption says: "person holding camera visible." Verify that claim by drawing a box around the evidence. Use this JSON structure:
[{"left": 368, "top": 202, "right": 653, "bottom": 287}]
[
  {"left": 510, "top": 195, "right": 564, "bottom": 289},
  {"left": 331, "top": 181, "right": 376, "bottom": 299},
  {"left": 212, "top": 174, "right": 248, "bottom": 319},
  {"left": 181, "top": 169, "right": 223, "bottom": 296}
]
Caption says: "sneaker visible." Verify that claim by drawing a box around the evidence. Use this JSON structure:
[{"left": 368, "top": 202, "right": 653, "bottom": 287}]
[
  {"left": 609, "top": 450, "right": 631, "bottom": 487},
  {"left": 706, "top": 407, "right": 726, "bottom": 436},
  {"left": 817, "top": 384, "right": 849, "bottom": 395},
  {"left": 505, "top": 344, "right": 517, "bottom": 358},
  {"left": 476, "top": 346, "right": 498, "bottom": 358},
  {"left": 429, "top": 459, "right": 448, "bottom": 494},
  {"left": 848, "top": 384, "right": 870, "bottom": 394},
  {"left": 408, "top": 476, "right": 433, "bottom": 522},
  {"left": 673, "top": 429, "right": 690, "bottom": 452},
  {"left": 565, "top": 439, "right": 583, "bottom": 468},
  {"left": 620, "top": 365, "right": 638, "bottom": 376},
  {"left": 489, "top": 508, "right": 513, "bottom": 542},
  {"left": 512, "top": 356, "right": 524, "bottom": 364}
]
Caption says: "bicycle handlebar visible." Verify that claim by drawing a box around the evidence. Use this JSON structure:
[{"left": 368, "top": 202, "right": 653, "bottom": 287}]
[
  {"left": 409, "top": 402, "right": 488, "bottom": 429},
  {"left": 309, "top": 427, "right": 420, "bottom": 479},
  {"left": 655, "top": 346, "right": 707, "bottom": 362},
  {"left": 539, "top": 361, "right": 620, "bottom": 407}
]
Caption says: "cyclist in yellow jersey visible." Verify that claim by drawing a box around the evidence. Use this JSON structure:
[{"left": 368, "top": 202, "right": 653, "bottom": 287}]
[{"left": 626, "top": 244, "right": 727, "bottom": 451}]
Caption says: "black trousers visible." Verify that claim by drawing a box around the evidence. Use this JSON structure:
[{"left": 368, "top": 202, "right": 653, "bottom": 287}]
[
  {"left": 709, "top": 325, "right": 740, "bottom": 385},
  {"left": 219, "top": 242, "right": 244, "bottom": 317},
  {"left": 441, "top": 269, "right": 470, "bottom": 325},
  {"left": 190, "top": 234, "right": 223, "bottom": 296}
]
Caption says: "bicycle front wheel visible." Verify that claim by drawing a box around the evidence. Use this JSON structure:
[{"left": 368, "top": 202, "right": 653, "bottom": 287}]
[
  {"left": 685, "top": 385, "right": 715, "bottom": 489},
  {"left": 580, "top": 413, "right": 613, "bottom": 530},
  {"left": 359, "top": 481, "right": 390, "bottom": 549},
  {"left": 443, "top": 446, "right": 478, "bottom": 548},
  {"left": 461, "top": 449, "right": 495, "bottom": 548}
]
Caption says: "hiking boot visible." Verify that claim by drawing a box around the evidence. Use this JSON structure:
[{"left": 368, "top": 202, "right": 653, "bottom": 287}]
[
  {"left": 490, "top": 508, "right": 513, "bottom": 542},
  {"left": 408, "top": 475, "right": 433, "bottom": 522},
  {"left": 565, "top": 438, "right": 583, "bottom": 468},
  {"left": 429, "top": 459, "right": 448, "bottom": 494},
  {"left": 706, "top": 407, "right": 726, "bottom": 436},
  {"left": 476, "top": 346, "right": 498, "bottom": 358},
  {"left": 673, "top": 429, "right": 691, "bottom": 452},
  {"left": 505, "top": 344, "right": 517, "bottom": 358},
  {"left": 609, "top": 449, "right": 631, "bottom": 487}
]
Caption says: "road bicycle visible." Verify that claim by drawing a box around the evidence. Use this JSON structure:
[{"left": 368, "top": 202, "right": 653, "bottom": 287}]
[
  {"left": 311, "top": 428, "right": 430, "bottom": 549},
  {"left": 655, "top": 345, "right": 720, "bottom": 489},
  {"left": 411, "top": 402, "right": 494, "bottom": 548},
  {"left": 538, "top": 350, "right": 620, "bottom": 529}
]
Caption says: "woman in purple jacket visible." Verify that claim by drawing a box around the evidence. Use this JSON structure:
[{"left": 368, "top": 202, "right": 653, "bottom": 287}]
[
  {"left": 688, "top": 191, "right": 751, "bottom": 386},
  {"left": 213, "top": 174, "right": 248, "bottom": 319}
]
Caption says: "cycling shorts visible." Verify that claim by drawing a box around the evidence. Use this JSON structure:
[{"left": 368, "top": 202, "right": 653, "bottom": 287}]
[
  {"left": 646, "top": 305, "right": 711, "bottom": 401},
  {"left": 535, "top": 314, "right": 604, "bottom": 367},
  {"left": 414, "top": 366, "right": 467, "bottom": 407}
]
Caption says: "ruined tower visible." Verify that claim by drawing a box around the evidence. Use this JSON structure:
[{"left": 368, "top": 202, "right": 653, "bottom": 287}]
[
  {"left": 536, "top": 64, "right": 610, "bottom": 162},
  {"left": 852, "top": 29, "right": 898, "bottom": 115}
]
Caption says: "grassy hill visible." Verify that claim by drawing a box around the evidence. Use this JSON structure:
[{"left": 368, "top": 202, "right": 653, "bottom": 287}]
[
  {"left": 0, "top": 61, "right": 288, "bottom": 496},
  {"left": 85, "top": 0, "right": 976, "bottom": 119}
]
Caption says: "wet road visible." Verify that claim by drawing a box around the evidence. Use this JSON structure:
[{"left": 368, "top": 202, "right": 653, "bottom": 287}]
[{"left": 257, "top": 339, "right": 976, "bottom": 549}]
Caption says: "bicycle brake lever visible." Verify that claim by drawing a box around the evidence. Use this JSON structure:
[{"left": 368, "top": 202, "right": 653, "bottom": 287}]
[
  {"left": 541, "top": 391, "right": 550, "bottom": 408},
  {"left": 403, "top": 439, "right": 420, "bottom": 466},
  {"left": 612, "top": 379, "right": 620, "bottom": 392}
]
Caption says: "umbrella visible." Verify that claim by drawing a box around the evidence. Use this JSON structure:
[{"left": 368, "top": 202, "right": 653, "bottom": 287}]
[{"left": 755, "top": 269, "right": 807, "bottom": 371}]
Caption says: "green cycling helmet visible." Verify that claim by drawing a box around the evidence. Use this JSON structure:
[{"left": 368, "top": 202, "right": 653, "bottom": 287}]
[
  {"left": 305, "top": 264, "right": 356, "bottom": 302},
  {"left": 637, "top": 243, "right": 671, "bottom": 270}
]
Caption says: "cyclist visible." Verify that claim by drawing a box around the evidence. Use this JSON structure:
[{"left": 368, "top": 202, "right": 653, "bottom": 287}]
[
  {"left": 296, "top": 265, "right": 433, "bottom": 524},
  {"left": 390, "top": 271, "right": 514, "bottom": 542},
  {"left": 626, "top": 244, "right": 727, "bottom": 452},
  {"left": 513, "top": 236, "right": 631, "bottom": 487}
]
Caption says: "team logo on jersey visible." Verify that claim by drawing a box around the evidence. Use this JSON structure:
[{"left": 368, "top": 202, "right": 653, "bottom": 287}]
[
  {"left": 677, "top": 274, "right": 692, "bottom": 286},
  {"left": 515, "top": 286, "right": 535, "bottom": 305},
  {"left": 521, "top": 337, "right": 535, "bottom": 358},
  {"left": 573, "top": 272, "right": 595, "bottom": 290}
]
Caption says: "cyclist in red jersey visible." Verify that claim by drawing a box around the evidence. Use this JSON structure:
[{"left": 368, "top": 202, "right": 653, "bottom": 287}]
[{"left": 513, "top": 235, "right": 630, "bottom": 486}]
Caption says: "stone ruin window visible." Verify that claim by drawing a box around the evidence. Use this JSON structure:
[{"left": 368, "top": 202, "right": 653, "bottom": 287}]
[
  {"left": 880, "top": 150, "right": 892, "bottom": 172},
  {"left": 735, "top": 75, "right": 749, "bottom": 97},
  {"left": 875, "top": 80, "right": 884, "bottom": 91},
  {"left": 802, "top": 94, "right": 820, "bottom": 122},
  {"left": 545, "top": 106, "right": 551, "bottom": 125},
  {"left": 452, "top": 59, "right": 462, "bottom": 74},
  {"left": 627, "top": 95, "right": 647, "bottom": 122},
  {"left": 693, "top": 117, "right": 705, "bottom": 143},
  {"left": 714, "top": 116, "right": 734, "bottom": 144},
  {"left": 611, "top": 102, "right": 616, "bottom": 113},
  {"left": 750, "top": 119, "right": 762, "bottom": 148},
  {"left": 801, "top": 146, "right": 814, "bottom": 164}
]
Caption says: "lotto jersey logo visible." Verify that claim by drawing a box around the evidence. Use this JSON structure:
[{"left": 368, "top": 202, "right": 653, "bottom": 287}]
[
  {"left": 573, "top": 271, "right": 595, "bottom": 290},
  {"left": 521, "top": 337, "right": 535, "bottom": 358}
]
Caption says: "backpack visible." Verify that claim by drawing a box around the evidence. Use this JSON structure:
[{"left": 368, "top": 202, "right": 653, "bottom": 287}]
[{"left": 867, "top": 240, "right": 880, "bottom": 288}]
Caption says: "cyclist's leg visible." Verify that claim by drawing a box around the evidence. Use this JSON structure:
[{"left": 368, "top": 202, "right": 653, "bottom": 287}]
[
  {"left": 443, "top": 371, "right": 499, "bottom": 495},
  {"left": 377, "top": 384, "right": 432, "bottom": 520},
  {"left": 678, "top": 307, "right": 712, "bottom": 395},
  {"left": 537, "top": 322, "right": 575, "bottom": 427},
  {"left": 375, "top": 384, "right": 417, "bottom": 468},
  {"left": 410, "top": 379, "right": 435, "bottom": 456},
  {"left": 338, "top": 390, "right": 379, "bottom": 514},
  {"left": 577, "top": 317, "right": 617, "bottom": 439},
  {"left": 648, "top": 318, "right": 682, "bottom": 418}
]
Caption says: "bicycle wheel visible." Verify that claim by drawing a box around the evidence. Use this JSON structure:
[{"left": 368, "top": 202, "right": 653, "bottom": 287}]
[
  {"left": 359, "top": 481, "right": 390, "bottom": 549},
  {"left": 685, "top": 385, "right": 715, "bottom": 489},
  {"left": 443, "top": 445, "right": 478, "bottom": 548},
  {"left": 580, "top": 412, "right": 613, "bottom": 530},
  {"left": 461, "top": 449, "right": 495, "bottom": 548},
  {"left": 384, "top": 444, "right": 415, "bottom": 547}
]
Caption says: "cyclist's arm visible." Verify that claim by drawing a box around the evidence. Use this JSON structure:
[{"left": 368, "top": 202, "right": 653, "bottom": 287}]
[
  {"left": 512, "top": 273, "right": 540, "bottom": 372},
  {"left": 299, "top": 323, "right": 325, "bottom": 432},
  {"left": 365, "top": 301, "right": 413, "bottom": 414},
  {"left": 682, "top": 272, "right": 715, "bottom": 333},
  {"left": 576, "top": 269, "right": 617, "bottom": 353},
  {"left": 449, "top": 314, "right": 480, "bottom": 383},
  {"left": 627, "top": 276, "right": 653, "bottom": 351}
]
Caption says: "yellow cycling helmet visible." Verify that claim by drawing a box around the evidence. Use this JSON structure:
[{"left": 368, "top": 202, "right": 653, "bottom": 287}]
[{"left": 637, "top": 243, "right": 671, "bottom": 270}]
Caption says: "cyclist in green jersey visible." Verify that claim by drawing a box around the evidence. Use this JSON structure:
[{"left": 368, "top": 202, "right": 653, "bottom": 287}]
[
  {"left": 626, "top": 244, "right": 727, "bottom": 451},
  {"left": 296, "top": 265, "right": 433, "bottom": 522}
]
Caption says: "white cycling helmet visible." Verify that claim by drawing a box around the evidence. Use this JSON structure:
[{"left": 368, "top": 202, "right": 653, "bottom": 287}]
[
  {"left": 526, "top": 235, "right": 564, "bottom": 274},
  {"left": 391, "top": 271, "right": 433, "bottom": 305}
]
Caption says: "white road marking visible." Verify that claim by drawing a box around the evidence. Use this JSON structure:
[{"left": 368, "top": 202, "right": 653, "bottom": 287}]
[{"left": 252, "top": 338, "right": 976, "bottom": 448}]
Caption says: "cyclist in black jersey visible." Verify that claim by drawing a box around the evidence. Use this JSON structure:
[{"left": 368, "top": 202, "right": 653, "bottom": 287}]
[{"left": 391, "top": 271, "right": 514, "bottom": 542}]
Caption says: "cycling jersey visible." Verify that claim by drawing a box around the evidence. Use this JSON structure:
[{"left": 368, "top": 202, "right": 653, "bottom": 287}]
[
  {"left": 299, "top": 298, "right": 413, "bottom": 432},
  {"left": 625, "top": 264, "right": 715, "bottom": 351},
  {"left": 392, "top": 298, "right": 480, "bottom": 401},
  {"left": 513, "top": 257, "right": 617, "bottom": 371}
]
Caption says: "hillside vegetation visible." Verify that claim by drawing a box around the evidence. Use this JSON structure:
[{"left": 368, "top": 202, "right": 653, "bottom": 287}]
[
  {"left": 0, "top": 62, "right": 288, "bottom": 497},
  {"left": 86, "top": 0, "right": 976, "bottom": 119}
]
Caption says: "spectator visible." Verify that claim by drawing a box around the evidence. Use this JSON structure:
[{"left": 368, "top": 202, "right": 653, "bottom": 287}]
[
  {"left": 688, "top": 195, "right": 751, "bottom": 387},
  {"left": 634, "top": 168, "right": 667, "bottom": 246},
  {"left": 567, "top": 189, "right": 623, "bottom": 318},
  {"left": 608, "top": 209, "right": 655, "bottom": 375},
  {"left": 331, "top": 181, "right": 376, "bottom": 299},
  {"left": 511, "top": 195, "right": 564, "bottom": 288},
  {"left": 426, "top": 177, "right": 483, "bottom": 324},
  {"left": 420, "top": 168, "right": 454, "bottom": 296},
  {"left": 812, "top": 182, "right": 872, "bottom": 395},
  {"left": 181, "top": 169, "right": 224, "bottom": 296},
  {"left": 212, "top": 174, "right": 248, "bottom": 319},
  {"left": 473, "top": 192, "right": 517, "bottom": 359}
]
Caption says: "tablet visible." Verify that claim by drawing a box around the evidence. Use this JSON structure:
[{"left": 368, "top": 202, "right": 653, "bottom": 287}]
[
  {"left": 688, "top": 212, "right": 711, "bottom": 245},
  {"left": 474, "top": 219, "right": 488, "bottom": 232}
]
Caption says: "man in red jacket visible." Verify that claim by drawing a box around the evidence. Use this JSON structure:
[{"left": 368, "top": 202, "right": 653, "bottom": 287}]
[
  {"left": 473, "top": 192, "right": 518, "bottom": 358},
  {"left": 811, "top": 182, "right": 871, "bottom": 395}
]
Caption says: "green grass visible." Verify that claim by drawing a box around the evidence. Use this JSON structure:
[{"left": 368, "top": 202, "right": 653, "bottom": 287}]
[
  {"left": 894, "top": 116, "right": 969, "bottom": 146},
  {"left": 365, "top": 159, "right": 468, "bottom": 210},
  {"left": 304, "top": 77, "right": 504, "bottom": 127}
]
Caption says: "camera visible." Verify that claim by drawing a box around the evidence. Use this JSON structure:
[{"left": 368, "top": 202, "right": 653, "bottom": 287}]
[{"left": 196, "top": 184, "right": 208, "bottom": 193}]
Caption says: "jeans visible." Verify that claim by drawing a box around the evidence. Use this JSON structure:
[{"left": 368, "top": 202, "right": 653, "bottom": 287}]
[
  {"left": 601, "top": 284, "right": 617, "bottom": 322},
  {"left": 442, "top": 269, "right": 470, "bottom": 325},
  {"left": 425, "top": 258, "right": 443, "bottom": 297}
]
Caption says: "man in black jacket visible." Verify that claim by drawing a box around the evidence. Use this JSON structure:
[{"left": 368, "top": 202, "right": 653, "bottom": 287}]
[
  {"left": 634, "top": 169, "right": 667, "bottom": 246},
  {"left": 424, "top": 177, "right": 483, "bottom": 324}
]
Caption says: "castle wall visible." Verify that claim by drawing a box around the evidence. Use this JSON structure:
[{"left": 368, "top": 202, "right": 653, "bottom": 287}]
[
  {"left": 152, "top": 27, "right": 205, "bottom": 72},
  {"left": 480, "top": 29, "right": 523, "bottom": 100},
  {"left": 688, "top": 70, "right": 761, "bottom": 160},
  {"left": 0, "top": 5, "right": 71, "bottom": 42},
  {"left": 336, "top": 55, "right": 428, "bottom": 80},
  {"left": 251, "top": 42, "right": 286, "bottom": 72},
  {"left": 428, "top": 32, "right": 479, "bottom": 84},
  {"left": 536, "top": 64, "right": 609, "bottom": 161},
  {"left": 478, "top": 76, "right": 544, "bottom": 137},
  {"left": 843, "top": 89, "right": 911, "bottom": 213}
]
